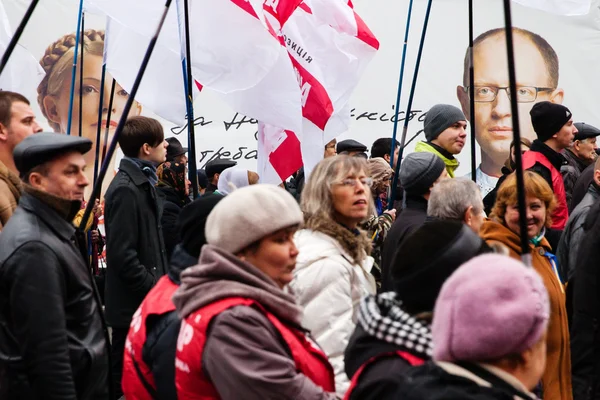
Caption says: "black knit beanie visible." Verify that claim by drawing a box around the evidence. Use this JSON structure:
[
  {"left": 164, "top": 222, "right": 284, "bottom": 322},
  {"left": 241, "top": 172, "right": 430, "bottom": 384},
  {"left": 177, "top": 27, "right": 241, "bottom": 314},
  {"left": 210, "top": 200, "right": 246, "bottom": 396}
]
[
  {"left": 530, "top": 101, "right": 572, "bottom": 142},
  {"left": 391, "top": 220, "right": 492, "bottom": 314},
  {"left": 178, "top": 193, "right": 224, "bottom": 258}
]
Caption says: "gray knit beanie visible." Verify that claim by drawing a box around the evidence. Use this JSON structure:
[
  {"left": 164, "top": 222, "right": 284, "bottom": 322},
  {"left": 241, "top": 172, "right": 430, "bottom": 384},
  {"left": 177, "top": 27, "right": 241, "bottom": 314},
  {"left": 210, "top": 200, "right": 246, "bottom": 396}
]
[
  {"left": 205, "top": 184, "right": 304, "bottom": 254},
  {"left": 424, "top": 104, "right": 467, "bottom": 142},
  {"left": 399, "top": 152, "right": 446, "bottom": 195}
]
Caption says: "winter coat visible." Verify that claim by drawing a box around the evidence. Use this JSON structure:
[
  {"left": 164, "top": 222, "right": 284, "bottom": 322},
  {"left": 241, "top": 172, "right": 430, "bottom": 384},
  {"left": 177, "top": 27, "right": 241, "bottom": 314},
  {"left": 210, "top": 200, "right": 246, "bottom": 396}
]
[
  {"left": 156, "top": 185, "right": 188, "bottom": 260},
  {"left": 291, "top": 220, "right": 376, "bottom": 397},
  {"left": 0, "top": 160, "right": 21, "bottom": 231},
  {"left": 172, "top": 244, "right": 336, "bottom": 400},
  {"left": 380, "top": 195, "right": 428, "bottom": 291},
  {"left": 104, "top": 158, "right": 168, "bottom": 328},
  {"left": 393, "top": 361, "right": 538, "bottom": 399},
  {"left": 557, "top": 183, "right": 600, "bottom": 282},
  {"left": 414, "top": 141, "right": 459, "bottom": 177},
  {"left": 0, "top": 189, "right": 109, "bottom": 400},
  {"left": 480, "top": 220, "right": 572, "bottom": 400},
  {"left": 570, "top": 201, "right": 600, "bottom": 400},
  {"left": 562, "top": 149, "right": 591, "bottom": 207},
  {"left": 570, "top": 163, "right": 595, "bottom": 212},
  {"left": 344, "top": 292, "right": 432, "bottom": 400},
  {"left": 483, "top": 166, "right": 511, "bottom": 216}
]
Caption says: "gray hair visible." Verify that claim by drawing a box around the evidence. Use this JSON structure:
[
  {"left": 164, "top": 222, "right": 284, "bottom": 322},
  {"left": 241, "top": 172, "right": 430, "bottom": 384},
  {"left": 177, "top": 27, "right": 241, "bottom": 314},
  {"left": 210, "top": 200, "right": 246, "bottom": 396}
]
[{"left": 427, "top": 178, "right": 483, "bottom": 220}]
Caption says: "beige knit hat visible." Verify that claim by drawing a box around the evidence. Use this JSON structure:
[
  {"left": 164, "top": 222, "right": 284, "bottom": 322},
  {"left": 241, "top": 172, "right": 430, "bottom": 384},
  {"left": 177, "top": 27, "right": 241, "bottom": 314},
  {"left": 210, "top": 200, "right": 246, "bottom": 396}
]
[{"left": 205, "top": 184, "right": 304, "bottom": 254}]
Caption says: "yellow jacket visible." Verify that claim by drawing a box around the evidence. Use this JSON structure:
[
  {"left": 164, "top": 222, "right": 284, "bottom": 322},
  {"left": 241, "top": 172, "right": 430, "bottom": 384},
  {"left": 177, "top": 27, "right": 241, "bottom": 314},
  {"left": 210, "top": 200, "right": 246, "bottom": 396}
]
[{"left": 414, "top": 141, "right": 459, "bottom": 178}]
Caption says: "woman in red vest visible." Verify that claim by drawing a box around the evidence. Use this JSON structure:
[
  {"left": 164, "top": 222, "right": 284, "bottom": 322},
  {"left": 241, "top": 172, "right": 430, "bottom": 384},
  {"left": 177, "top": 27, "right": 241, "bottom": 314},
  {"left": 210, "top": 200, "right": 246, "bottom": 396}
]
[{"left": 172, "top": 184, "right": 336, "bottom": 400}]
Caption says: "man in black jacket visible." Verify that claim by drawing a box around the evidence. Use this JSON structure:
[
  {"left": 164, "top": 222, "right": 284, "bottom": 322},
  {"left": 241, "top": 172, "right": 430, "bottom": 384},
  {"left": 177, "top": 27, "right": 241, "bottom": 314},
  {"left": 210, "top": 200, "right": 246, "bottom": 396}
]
[
  {"left": 0, "top": 132, "right": 109, "bottom": 399},
  {"left": 104, "top": 116, "right": 168, "bottom": 399},
  {"left": 380, "top": 152, "right": 447, "bottom": 291}
]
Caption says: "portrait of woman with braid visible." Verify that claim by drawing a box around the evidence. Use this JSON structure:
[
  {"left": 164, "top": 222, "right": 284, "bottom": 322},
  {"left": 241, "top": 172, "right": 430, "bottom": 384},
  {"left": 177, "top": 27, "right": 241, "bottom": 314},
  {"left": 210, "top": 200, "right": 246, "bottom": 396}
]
[{"left": 37, "top": 29, "right": 142, "bottom": 198}]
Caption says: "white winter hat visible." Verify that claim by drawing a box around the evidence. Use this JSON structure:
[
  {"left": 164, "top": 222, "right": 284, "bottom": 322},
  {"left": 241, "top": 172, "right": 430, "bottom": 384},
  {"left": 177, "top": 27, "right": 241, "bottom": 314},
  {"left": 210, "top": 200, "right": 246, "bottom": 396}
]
[{"left": 205, "top": 184, "right": 303, "bottom": 254}]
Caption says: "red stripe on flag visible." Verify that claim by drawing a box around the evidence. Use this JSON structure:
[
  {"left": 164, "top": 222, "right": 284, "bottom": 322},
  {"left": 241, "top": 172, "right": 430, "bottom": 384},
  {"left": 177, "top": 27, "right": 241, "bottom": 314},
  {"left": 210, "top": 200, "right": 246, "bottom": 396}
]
[
  {"left": 289, "top": 57, "right": 333, "bottom": 131},
  {"left": 194, "top": 80, "right": 203, "bottom": 91},
  {"left": 231, "top": 0, "right": 260, "bottom": 19},
  {"left": 269, "top": 130, "right": 303, "bottom": 180},
  {"left": 263, "top": 0, "right": 303, "bottom": 27},
  {"left": 353, "top": 12, "right": 379, "bottom": 49}
]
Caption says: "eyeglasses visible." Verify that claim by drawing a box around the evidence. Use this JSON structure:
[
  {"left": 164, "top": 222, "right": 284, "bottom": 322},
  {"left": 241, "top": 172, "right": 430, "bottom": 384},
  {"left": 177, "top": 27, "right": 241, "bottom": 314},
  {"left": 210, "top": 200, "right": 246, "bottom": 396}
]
[
  {"left": 337, "top": 177, "right": 374, "bottom": 188},
  {"left": 464, "top": 86, "right": 555, "bottom": 103}
]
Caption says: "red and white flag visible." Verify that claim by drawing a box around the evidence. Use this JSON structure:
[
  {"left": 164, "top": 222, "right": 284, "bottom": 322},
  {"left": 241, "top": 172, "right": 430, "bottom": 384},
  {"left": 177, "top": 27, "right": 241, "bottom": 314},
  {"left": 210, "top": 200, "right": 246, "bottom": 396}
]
[{"left": 257, "top": 122, "right": 303, "bottom": 184}]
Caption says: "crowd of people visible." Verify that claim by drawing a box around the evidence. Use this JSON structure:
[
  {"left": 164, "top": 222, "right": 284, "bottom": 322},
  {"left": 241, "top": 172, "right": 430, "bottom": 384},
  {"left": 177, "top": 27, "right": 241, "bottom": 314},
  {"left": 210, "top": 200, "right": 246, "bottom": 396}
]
[{"left": 1, "top": 87, "right": 600, "bottom": 400}]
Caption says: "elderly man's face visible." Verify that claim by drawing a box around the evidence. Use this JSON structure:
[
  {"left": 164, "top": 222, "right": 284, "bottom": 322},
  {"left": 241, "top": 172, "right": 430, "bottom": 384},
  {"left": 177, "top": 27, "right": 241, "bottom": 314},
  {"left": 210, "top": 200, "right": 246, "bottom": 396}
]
[
  {"left": 457, "top": 33, "right": 564, "bottom": 170},
  {"left": 30, "top": 151, "right": 89, "bottom": 201}
]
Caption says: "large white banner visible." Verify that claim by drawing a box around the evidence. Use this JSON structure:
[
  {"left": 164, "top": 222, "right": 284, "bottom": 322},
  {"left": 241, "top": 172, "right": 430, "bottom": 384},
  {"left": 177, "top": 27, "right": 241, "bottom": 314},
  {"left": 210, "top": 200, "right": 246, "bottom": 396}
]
[{"left": 2, "top": 0, "right": 600, "bottom": 188}]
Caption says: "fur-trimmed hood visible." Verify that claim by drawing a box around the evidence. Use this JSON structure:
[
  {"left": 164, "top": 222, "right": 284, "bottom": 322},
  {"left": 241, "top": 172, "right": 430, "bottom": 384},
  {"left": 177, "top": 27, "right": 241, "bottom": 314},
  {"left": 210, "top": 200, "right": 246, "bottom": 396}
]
[{"left": 301, "top": 216, "right": 371, "bottom": 265}]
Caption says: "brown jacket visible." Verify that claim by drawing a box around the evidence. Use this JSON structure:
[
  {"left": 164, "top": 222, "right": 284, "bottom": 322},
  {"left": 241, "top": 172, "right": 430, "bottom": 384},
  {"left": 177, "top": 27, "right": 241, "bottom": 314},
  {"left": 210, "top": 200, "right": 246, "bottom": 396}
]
[
  {"left": 480, "top": 220, "right": 572, "bottom": 400},
  {"left": 0, "top": 161, "right": 22, "bottom": 231}
]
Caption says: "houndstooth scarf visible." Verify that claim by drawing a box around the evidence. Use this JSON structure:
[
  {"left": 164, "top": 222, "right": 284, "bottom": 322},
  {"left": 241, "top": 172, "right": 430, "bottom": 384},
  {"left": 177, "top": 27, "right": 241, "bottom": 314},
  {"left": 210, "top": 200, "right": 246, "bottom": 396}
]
[{"left": 358, "top": 291, "right": 433, "bottom": 358}]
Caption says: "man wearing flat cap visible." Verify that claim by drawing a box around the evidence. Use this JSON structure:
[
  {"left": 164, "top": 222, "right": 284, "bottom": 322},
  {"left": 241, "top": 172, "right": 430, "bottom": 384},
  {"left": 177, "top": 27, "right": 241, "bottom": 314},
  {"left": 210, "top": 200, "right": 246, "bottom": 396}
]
[
  {"left": 204, "top": 158, "right": 236, "bottom": 194},
  {"left": 336, "top": 139, "right": 368, "bottom": 158},
  {"left": 0, "top": 133, "right": 109, "bottom": 399},
  {"left": 414, "top": 104, "right": 468, "bottom": 178},
  {"left": 523, "top": 101, "right": 578, "bottom": 230},
  {"left": 561, "top": 122, "right": 600, "bottom": 205},
  {"left": 166, "top": 137, "right": 188, "bottom": 164}
]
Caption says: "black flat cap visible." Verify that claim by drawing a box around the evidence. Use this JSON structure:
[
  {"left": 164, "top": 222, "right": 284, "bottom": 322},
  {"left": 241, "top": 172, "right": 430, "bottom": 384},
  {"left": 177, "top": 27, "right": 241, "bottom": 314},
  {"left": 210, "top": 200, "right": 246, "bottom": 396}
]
[
  {"left": 205, "top": 159, "right": 237, "bottom": 178},
  {"left": 14, "top": 132, "right": 92, "bottom": 176},
  {"left": 336, "top": 139, "right": 367, "bottom": 154},
  {"left": 166, "top": 137, "right": 188, "bottom": 160},
  {"left": 574, "top": 122, "right": 600, "bottom": 141}
]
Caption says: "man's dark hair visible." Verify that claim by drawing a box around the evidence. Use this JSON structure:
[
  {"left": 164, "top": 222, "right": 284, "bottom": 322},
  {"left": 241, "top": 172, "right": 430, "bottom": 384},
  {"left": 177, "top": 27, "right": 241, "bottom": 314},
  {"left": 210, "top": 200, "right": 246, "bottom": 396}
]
[
  {"left": 0, "top": 91, "right": 30, "bottom": 127},
  {"left": 118, "top": 116, "right": 164, "bottom": 158},
  {"left": 462, "top": 27, "right": 559, "bottom": 88},
  {"left": 370, "top": 138, "right": 400, "bottom": 159}
]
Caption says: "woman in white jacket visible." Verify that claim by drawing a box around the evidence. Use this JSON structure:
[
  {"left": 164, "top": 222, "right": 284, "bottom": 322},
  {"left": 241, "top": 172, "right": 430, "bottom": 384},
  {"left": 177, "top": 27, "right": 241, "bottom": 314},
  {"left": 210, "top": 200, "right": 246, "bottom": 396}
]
[{"left": 290, "top": 155, "right": 377, "bottom": 397}]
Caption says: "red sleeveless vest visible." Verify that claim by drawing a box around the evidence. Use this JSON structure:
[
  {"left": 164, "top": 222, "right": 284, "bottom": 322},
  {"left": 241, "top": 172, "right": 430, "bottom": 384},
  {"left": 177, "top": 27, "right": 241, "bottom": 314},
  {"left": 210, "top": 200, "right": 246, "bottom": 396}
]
[
  {"left": 522, "top": 151, "right": 569, "bottom": 230},
  {"left": 175, "top": 297, "right": 335, "bottom": 400},
  {"left": 122, "top": 276, "right": 179, "bottom": 400},
  {"left": 344, "top": 350, "right": 425, "bottom": 400}
]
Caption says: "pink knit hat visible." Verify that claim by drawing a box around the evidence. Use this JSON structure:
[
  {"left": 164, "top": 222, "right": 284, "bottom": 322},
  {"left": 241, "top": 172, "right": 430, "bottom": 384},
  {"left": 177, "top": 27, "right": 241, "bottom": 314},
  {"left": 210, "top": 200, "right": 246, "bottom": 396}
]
[{"left": 432, "top": 254, "right": 550, "bottom": 362}]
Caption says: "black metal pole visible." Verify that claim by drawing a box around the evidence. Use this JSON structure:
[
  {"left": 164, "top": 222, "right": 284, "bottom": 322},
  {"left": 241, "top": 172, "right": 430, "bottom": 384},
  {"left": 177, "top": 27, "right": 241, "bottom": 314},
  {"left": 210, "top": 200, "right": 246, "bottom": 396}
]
[
  {"left": 183, "top": 0, "right": 199, "bottom": 198},
  {"left": 93, "top": 64, "right": 107, "bottom": 186},
  {"left": 390, "top": 0, "right": 434, "bottom": 204},
  {"left": 78, "top": 13, "right": 85, "bottom": 138},
  {"left": 101, "top": 79, "right": 116, "bottom": 165},
  {"left": 79, "top": 0, "right": 173, "bottom": 229},
  {"left": 0, "top": 0, "right": 40, "bottom": 77},
  {"left": 469, "top": 0, "right": 476, "bottom": 182},
  {"left": 502, "top": 0, "right": 531, "bottom": 264}
]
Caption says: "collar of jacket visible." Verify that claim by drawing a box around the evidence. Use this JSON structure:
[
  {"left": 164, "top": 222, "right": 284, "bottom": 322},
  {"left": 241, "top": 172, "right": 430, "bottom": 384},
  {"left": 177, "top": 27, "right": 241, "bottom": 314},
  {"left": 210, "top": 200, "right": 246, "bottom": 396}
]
[
  {"left": 119, "top": 157, "right": 155, "bottom": 187},
  {"left": 303, "top": 215, "right": 372, "bottom": 265},
  {"left": 414, "top": 141, "right": 460, "bottom": 177},
  {"left": 530, "top": 139, "right": 566, "bottom": 171},
  {"left": 563, "top": 148, "right": 590, "bottom": 171},
  {"left": 358, "top": 291, "right": 433, "bottom": 358},
  {"left": 172, "top": 244, "right": 303, "bottom": 325},
  {"left": 20, "top": 187, "right": 81, "bottom": 240},
  {"left": 480, "top": 218, "right": 551, "bottom": 254},
  {"left": 168, "top": 244, "right": 199, "bottom": 285},
  {"left": 426, "top": 141, "right": 456, "bottom": 160},
  {"left": 405, "top": 194, "right": 428, "bottom": 212},
  {"left": 0, "top": 160, "right": 22, "bottom": 199}
]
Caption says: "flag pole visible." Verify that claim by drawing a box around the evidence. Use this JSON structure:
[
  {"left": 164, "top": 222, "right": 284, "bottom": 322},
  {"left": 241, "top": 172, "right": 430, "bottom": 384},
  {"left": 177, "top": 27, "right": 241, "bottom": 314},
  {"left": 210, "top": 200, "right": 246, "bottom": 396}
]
[
  {"left": 66, "top": 0, "right": 85, "bottom": 136},
  {"left": 389, "top": 0, "right": 434, "bottom": 207},
  {"left": 79, "top": 0, "right": 174, "bottom": 229},
  {"left": 502, "top": 0, "right": 531, "bottom": 265},
  {"left": 181, "top": 0, "right": 199, "bottom": 198},
  {"left": 93, "top": 63, "right": 107, "bottom": 186},
  {"left": 101, "top": 79, "right": 116, "bottom": 165},
  {"left": 387, "top": 0, "right": 415, "bottom": 192},
  {"left": 0, "top": 0, "right": 40, "bottom": 77},
  {"left": 468, "top": 0, "right": 476, "bottom": 182},
  {"left": 77, "top": 13, "right": 85, "bottom": 138}
]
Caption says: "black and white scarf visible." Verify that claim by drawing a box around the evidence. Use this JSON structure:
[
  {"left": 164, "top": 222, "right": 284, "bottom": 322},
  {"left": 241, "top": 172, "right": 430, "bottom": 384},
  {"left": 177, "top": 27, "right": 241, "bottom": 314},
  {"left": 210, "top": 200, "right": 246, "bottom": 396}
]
[{"left": 358, "top": 291, "right": 433, "bottom": 359}]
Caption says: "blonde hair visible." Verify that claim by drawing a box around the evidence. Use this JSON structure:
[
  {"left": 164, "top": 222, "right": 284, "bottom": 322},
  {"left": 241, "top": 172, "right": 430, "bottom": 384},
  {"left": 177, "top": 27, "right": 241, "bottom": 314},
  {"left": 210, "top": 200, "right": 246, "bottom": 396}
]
[
  {"left": 37, "top": 29, "right": 105, "bottom": 132},
  {"left": 301, "top": 155, "right": 374, "bottom": 228},
  {"left": 490, "top": 171, "right": 556, "bottom": 228}
]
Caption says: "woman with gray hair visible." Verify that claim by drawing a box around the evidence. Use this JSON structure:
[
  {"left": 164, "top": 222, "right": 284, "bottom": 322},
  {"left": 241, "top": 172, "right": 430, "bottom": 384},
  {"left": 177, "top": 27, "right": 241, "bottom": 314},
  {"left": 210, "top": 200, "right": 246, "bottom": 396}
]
[{"left": 291, "top": 155, "right": 377, "bottom": 397}]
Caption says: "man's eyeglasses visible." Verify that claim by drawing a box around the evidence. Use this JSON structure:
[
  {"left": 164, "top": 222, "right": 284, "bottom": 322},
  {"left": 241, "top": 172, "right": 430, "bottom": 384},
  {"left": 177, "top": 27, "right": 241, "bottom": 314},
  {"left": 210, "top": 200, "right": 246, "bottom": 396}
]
[
  {"left": 337, "top": 177, "right": 374, "bottom": 188},
  {"left": 463, "top": 86, "right": 555, "bottom": 103}
]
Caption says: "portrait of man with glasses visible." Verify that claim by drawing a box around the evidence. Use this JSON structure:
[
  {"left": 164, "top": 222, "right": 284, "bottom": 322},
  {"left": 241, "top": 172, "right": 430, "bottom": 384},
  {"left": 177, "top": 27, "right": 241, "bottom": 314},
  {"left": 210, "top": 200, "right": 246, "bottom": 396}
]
[{"left": 456, "top": 27, "right": 564, "bottom": 195}]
